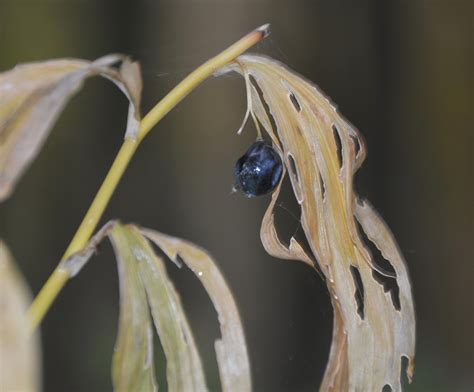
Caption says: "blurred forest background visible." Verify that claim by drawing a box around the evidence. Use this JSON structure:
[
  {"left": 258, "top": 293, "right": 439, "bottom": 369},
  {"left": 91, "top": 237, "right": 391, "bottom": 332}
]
[{"left": 0, "top": 1, "right": 472, "bottom": 391}]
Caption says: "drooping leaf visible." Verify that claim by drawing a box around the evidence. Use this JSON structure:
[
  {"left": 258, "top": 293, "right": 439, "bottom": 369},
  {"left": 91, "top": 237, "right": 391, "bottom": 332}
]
[
  {"left": 60, "top": 220, "right": 250, "bottom": 391},
  {"left": 0, "top": 240, "right": 41, "bottom": 391},
  {"left": 228, "top": 55, "right": 415, "bottom": 391},
  {"left": 0, "top": 55, "right": 142, "bottom": 201},
  {"left": 353, "top": 199, "right": 416, "bottom": 382},
  {"left": 140, "top": 228, "right": 252, "bottom": 392},
  {"left": 109, "top": 223, "right": 207, "bottom": 392},
  {"left": 108, "top": 224, "right": 157, "bottom": 392}
]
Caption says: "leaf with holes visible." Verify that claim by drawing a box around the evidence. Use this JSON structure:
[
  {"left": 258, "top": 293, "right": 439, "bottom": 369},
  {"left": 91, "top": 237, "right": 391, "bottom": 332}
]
[
  {"left": 227, "top": 55, "right": 415, "bottom": 391},
  {"left": 0, "top": 55, "right": 142, "bottom": 202},
  {"left": 0, "top": 241, "right": 41, "bottom": 391}
]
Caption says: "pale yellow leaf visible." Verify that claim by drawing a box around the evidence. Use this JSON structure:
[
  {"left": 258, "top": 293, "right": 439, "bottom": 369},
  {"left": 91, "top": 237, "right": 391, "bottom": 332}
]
[
  {"left": 60, "top": 221, "right": 249, "bottom": 391},
  {"left": 140, "top": 228, "right": 252, "bottom": 392},
  {"left": 0, "top": 240, "right": 41, "bottom": 391},
  {"left": 108, "top": 224, "right": 157, "bottom": 392},
  {"left": 109, "top": 223, "right": 207, "bottom": 392}
]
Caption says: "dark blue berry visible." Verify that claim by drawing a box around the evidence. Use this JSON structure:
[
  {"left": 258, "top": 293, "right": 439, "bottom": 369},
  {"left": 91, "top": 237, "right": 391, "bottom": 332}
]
[{"left": 234, "top": 141, "right": 283, "bottom": 197}]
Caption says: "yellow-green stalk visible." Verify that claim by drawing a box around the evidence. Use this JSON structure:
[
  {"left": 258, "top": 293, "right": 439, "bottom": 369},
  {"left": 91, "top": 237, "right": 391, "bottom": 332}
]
[{"left": 27, "top": 24, "right": 269, "bottom": 334}]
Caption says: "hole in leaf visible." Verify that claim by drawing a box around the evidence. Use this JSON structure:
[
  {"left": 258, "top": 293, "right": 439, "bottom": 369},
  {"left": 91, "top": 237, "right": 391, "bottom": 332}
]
[
  {"left": 354, "top": 220, "right": 400, "bottom": 310},
  {"left": 350, "top": 134, "right": 361, "bottom": 157},
  {"left": 287, "top": 154, "right": 299, "bottom": 183},
  {"left": 350, "top": 265, "right": 365, "bottom": 320},
  {"left": 332, "top": 125, "right": 343, "bottom": 168},
  {"left": 355, "top": 220, "right": 396, "bottom": 277},
  {"left": 400, "top": 355, "right": 411, "bottom": 387},
  {"left": 249, "top": 75, "right": 278, "bottom": 136},
  {"left": 372, "top": 269, "right": 401, "bottom": 311},
  {"left": 382, "top": 384, "right": 392, "bottom": 392},
  {"left": 319, "top": 173, "right": 326, "bottom": 200},
  {"left": 289, "top": 92, "right": 301, "bottom": 112},
  {"left": 285, "top": 152, "right": 303, "bottom": 204}
]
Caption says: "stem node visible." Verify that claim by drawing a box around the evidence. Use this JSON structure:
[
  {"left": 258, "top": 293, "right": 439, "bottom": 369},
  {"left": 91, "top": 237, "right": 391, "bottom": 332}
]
[{"left": 27, "top": 24, "right": 269, "bottom": 333}]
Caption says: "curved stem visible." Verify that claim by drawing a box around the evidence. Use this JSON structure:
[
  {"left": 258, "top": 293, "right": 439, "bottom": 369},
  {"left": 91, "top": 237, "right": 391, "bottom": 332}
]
[{"left": 27, "top": 24, "right": 269, "bottom": 333}]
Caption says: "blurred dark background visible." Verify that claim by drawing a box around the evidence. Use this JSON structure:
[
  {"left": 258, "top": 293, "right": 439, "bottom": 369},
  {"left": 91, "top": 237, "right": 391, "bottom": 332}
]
[{"left": 1, "top": 1, "right": 472, "bottom": 391}]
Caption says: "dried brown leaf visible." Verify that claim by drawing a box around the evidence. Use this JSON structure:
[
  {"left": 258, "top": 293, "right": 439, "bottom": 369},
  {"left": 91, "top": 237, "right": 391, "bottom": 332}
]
[
  {"left": 0, "top": 54, "right": 142, "bottom": 201},
  {"left": 0, "top": 240, "right": 41, "bottom": 391},
  {"left": 229, "top": 55, "right": 415, "bottom": 391}
]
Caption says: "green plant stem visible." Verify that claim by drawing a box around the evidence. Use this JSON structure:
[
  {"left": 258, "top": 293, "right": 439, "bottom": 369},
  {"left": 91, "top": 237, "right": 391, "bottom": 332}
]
[{"left": 27, "top": 24, "right": 269, "bottom": 334}]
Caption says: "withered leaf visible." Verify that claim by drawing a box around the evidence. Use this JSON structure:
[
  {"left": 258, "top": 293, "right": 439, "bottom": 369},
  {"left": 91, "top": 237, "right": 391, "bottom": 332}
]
[
  {"left": 0, "top": 54, "right": 142, "bottom": 202},
  {"left": 0, "top": 240, "right": 41, "bottom": 391},
  {"left": 228, "top": 55, "right": 415, "bottom": 391},
  {"left": 108, "top": 224, "right": 158, "bottom": 392},
  {"left": 140, "top": 228, "right": 252, "bottom": 392},
  {"left": 60, "top": 221, "right": 250, "bottom": 391},
  {"left": 110, "top": 224, "right": 208, "bottom": 392}
]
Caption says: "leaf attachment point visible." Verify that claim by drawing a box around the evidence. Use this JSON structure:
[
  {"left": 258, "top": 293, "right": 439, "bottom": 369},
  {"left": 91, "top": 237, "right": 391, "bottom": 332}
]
[{"left": 91, "top": 222, "right": 252, "bottom": 392}]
